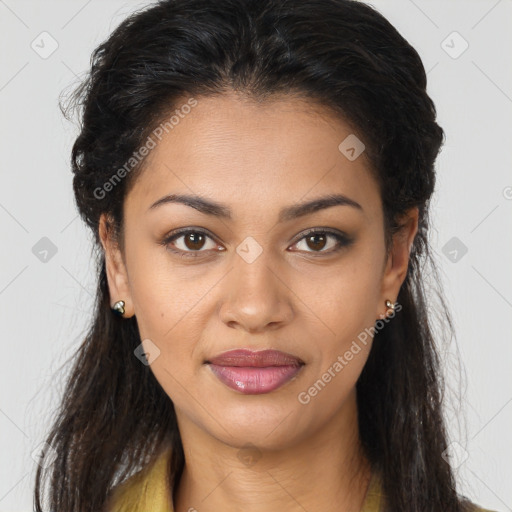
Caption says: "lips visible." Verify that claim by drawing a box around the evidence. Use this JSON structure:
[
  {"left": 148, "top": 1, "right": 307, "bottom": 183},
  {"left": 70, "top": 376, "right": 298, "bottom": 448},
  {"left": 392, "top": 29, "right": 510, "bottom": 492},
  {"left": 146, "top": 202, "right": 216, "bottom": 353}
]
[
  {"left": 205, "top": 349, "right": 305, "bottom": 395},
  {"left": 206, "top": 349, "right": 304, "bottom": 367}
]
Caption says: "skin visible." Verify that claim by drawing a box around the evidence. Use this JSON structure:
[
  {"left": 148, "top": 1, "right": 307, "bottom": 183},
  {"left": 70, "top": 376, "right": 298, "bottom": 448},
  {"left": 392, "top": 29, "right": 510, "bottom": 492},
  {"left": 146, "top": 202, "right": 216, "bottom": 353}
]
[{"left": 99, "top": 91, "right": 418, "bottom": 512}]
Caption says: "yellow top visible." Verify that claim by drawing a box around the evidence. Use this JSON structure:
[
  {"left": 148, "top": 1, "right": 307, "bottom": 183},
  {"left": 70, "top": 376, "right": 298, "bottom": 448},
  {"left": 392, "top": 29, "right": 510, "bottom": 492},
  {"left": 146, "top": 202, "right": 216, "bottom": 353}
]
[{"left": 106, "top": 447, "right": 497, "bottom": 512}]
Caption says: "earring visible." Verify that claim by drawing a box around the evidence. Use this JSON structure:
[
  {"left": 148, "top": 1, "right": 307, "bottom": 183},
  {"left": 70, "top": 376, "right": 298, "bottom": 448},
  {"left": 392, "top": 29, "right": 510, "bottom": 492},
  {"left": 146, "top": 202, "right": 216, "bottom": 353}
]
[
  {"left": 385, "top": 299, "right": 395, "bottom": 317},
  {"left": 112, "top": 300, "right": 125, "bottom": 317}
]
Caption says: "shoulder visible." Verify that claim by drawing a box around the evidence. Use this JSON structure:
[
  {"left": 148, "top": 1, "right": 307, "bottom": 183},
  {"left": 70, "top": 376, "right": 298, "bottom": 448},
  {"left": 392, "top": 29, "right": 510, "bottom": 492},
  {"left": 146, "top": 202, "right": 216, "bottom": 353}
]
[
  {"left": 469, "top": 504, "right": 500, "bottom": 512},
  {"left": 105, "top": 464, "right": 152, "bottom": 512},
  {"left": 105, "top": 447, "right": 174, "bottom": 512},
  {"left": 363, "top": 471, "right": 500, "bottom": 512},
  {"left": 461, "top": 494, "right": 500, "bottom": 512},
  {"left": 105, "top": 473, "right": 144, "bottom": 512}
]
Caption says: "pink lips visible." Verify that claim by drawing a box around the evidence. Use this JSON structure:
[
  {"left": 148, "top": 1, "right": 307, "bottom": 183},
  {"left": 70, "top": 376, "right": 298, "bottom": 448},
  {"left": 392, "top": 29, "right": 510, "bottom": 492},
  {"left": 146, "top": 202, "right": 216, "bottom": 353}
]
[{"left": 206, "top": 349, "right": 304, "bottom": 395}]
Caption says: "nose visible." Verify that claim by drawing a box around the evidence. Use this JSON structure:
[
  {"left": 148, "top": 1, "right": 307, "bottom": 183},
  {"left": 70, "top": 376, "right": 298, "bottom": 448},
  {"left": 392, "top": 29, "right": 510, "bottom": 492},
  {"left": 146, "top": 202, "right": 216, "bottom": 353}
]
[{"left": 218, "top": 249, "right": 294, "bottom": 334}]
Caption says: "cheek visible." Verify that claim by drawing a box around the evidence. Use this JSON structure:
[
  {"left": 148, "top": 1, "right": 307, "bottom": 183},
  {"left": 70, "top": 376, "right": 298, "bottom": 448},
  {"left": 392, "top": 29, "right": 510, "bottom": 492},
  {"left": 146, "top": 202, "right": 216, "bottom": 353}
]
[
  {"left": 125, "top": 240, "right": 199, "bottom": 340},
  {"left": 293, "top": 267, "right": 378, "bottom": 415},
  {"left": 125, "top": 242, "right": 211, "bottom": 393},
  {"left": 292, "top": 248, "right": 383, "bottom": 409},
  {"left": 296, "top": 247, "right": 383, "bottom": 348}
]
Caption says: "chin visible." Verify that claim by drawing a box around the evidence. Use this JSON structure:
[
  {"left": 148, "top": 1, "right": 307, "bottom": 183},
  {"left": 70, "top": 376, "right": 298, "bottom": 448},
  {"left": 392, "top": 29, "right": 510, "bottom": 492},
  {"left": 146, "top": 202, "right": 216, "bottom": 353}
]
[{"left": 203, "top": 399, "right": 310, "bottom": 450}]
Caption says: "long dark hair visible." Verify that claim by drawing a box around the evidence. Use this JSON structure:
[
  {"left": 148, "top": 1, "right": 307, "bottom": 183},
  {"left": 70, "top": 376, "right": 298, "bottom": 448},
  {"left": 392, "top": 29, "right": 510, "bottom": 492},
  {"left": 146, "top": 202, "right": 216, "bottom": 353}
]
[{"left": 34, "top": 0, "right": 475, "bottom": 510}]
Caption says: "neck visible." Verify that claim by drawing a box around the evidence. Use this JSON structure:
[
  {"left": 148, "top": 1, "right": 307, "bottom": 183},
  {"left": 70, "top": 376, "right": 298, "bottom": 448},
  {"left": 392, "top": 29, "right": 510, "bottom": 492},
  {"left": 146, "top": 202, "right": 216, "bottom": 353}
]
[{"left": 173, "top": 389, "right": 372, "bottom": 512}]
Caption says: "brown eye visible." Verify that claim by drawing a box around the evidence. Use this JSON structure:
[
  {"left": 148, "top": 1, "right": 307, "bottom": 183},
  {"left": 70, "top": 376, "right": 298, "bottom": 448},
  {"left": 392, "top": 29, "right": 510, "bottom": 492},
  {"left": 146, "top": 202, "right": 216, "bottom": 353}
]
[
  {"left": 290, "top": 229, "right": 352, "bottom": 254},
  {"left": 162, "top": 229, "right": 219, "bottom": 257},
  {"left": 183, "top": 232, "right": 206, "bottom": 251},
  {"left": 305, "top": 233, "right": 328, "bottom": 251}
]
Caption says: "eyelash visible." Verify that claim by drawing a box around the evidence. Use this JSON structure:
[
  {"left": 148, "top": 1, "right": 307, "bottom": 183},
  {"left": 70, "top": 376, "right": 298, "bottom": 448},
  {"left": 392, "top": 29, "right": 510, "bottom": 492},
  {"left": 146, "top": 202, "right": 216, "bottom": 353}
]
[{"left": 159, "top": 227, "right": 353, "bottom": 259}]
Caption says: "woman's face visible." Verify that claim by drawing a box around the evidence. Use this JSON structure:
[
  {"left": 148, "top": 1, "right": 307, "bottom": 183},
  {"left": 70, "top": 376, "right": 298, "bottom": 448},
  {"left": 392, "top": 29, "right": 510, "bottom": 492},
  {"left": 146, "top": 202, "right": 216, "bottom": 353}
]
[{"left": 100, "top": 92, "right": 416, "bottom": 450}]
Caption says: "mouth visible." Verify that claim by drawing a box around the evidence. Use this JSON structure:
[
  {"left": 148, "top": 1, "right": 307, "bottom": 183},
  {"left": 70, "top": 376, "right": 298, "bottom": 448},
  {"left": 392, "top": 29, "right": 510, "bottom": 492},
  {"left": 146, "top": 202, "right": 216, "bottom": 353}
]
[{"left": 204, "top": 349, "right": 305, "bottom": 395}]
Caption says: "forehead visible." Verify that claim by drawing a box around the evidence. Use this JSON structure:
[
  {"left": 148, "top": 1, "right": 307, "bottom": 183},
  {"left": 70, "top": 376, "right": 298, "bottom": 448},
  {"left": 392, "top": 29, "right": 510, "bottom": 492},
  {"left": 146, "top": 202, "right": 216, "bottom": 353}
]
[{"left": 125, "top": 92, "right": 381, "bottom": 222}]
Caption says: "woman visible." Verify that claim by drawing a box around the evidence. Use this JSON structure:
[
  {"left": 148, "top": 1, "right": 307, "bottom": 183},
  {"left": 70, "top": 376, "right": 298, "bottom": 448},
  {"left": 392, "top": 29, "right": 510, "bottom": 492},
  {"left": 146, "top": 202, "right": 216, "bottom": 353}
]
[{"left": 34, "top": 0, "right": 498, "bottom": 511}]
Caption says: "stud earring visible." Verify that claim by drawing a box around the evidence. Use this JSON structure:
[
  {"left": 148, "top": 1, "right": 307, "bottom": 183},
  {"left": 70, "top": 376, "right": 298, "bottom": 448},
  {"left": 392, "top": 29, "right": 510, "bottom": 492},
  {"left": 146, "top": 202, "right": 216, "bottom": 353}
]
[
  {"left": 385, "top": 299, "right": 395, "bottom": 317},
  {"left": 112, "top": 300, "right": 125, "bottom": 317}
]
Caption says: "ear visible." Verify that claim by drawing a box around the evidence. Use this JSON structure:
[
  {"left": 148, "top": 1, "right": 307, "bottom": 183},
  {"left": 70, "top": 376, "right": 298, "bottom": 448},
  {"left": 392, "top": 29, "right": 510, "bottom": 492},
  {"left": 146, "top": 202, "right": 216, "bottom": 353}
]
[
  {"left": 377, "top": 207, "right": 419, "bottom": 319},
  {"left": 98, "top": 213, "right": 134, "bottom": 318}
]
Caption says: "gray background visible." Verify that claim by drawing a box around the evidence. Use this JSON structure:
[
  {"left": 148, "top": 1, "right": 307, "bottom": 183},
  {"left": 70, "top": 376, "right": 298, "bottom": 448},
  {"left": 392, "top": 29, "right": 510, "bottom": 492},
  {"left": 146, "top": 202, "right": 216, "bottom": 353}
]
[{"left": 0, "top": 0, "right": 510, "bottom": 510}]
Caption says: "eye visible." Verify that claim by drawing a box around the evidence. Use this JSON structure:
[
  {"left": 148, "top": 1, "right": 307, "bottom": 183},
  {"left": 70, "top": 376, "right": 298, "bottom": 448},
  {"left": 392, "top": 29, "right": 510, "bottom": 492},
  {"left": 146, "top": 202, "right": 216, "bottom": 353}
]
[
  {"left": 161, "top": 228, "right": 222, "bottom": 258},
  {"left": 160, "top": 227, "right": 353, "bottom": 259},
  {"left": 289, "top": 228, "right": 352, "bottom": 254}
]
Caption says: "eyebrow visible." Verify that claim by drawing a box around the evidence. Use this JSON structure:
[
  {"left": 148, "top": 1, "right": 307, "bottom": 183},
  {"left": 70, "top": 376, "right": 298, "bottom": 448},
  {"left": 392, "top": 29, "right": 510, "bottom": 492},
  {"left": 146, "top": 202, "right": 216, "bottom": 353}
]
[{"left": 148, "top": 193, "right": 363, "bottom": 222}]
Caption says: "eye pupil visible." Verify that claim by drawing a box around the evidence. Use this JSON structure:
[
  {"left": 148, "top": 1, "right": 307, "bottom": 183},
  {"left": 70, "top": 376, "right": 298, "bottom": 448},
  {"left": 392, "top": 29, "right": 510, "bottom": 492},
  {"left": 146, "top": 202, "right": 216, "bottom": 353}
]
[
  {"left": 185, "top": 232, "right": 205, "bottom": 250},
  {"left": 307, "top": 234, "right": 327, "bottom": 251}
]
